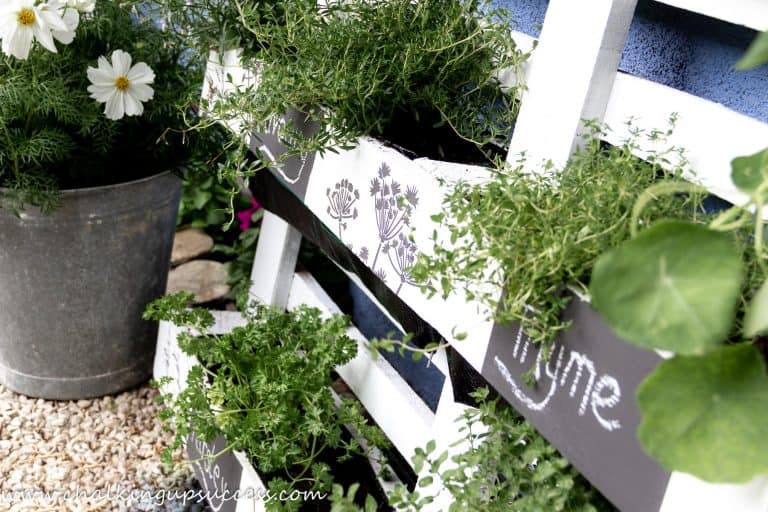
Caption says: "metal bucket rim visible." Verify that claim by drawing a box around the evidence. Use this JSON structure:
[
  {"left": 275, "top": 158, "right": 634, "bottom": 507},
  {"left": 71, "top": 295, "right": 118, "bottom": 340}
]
[
  {"left": 55, "top": 169, "right": 180, "bottom": 195},
  {"left": 0, "top": 170, "right": 180, "bottom": 196}
]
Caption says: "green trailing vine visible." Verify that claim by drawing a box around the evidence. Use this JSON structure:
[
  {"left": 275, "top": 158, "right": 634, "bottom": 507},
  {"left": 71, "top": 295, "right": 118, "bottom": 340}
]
[{"left": 412, "top": 124, "right": 705, "bottom": 354}]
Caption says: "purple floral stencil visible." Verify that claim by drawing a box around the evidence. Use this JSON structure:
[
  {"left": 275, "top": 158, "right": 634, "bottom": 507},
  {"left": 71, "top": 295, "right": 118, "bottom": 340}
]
[
  {"left": 370, "top": 163, "right": 419, "bottom": 274},
  {"left": 326, "top": 179, "right": 360, "bottom": 238},
  {"left": 384, "top": 232, "right": 418, "bottom": 294}
]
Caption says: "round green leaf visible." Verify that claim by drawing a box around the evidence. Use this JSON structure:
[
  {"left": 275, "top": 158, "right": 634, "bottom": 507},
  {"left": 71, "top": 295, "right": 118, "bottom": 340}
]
[
  {"left": 744, "top": 279, "right": 768, "bottom": 338},
  {"left": 637, "top": 344, "right": 768, "bottom": 482},
  {"left": 590, "top": 220, "right": 743, "bottom": 354},
  {"left": 731, "top": 148, "right": 768, "bottom": 196}
]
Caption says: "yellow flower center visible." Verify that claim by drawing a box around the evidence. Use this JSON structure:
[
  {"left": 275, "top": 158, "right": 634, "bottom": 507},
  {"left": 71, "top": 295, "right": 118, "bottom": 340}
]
[
  {"left": 17, "top": 8, "right": 35, "bottom": 26},
  {"left": 114, "top": 76, "right": 130, "bottom": 91}
]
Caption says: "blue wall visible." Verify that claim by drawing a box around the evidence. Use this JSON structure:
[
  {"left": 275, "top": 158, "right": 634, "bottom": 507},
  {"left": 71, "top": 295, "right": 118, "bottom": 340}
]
[{"left": 489, "top": 0, "right": 768, "bottom": 123}]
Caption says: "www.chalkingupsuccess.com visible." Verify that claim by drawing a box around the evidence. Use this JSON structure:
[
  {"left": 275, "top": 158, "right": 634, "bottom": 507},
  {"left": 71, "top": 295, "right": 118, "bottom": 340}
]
[{"left": 1, "top": 485, "right": 328, "bottom": 505}]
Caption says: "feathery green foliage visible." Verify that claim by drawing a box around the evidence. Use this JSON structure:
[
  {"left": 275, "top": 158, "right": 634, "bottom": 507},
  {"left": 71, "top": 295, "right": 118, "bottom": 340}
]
[
  {"left": 146, "top": 293, "right": 390, "bottom": 509},
  {"left": 0, "top": 1, "right": 201, "bottom": 211}
]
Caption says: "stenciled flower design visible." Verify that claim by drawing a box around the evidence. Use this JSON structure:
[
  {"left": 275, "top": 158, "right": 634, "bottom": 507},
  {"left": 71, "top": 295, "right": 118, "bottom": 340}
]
[
  {"left": 358, "top": 247, "right": 369, "bottom": 263},
  {"left": 0, "top": 0, "right": 76, "bottom": 60},
  {"left": 384, "top": 232, "right": 419, "bottom": 294},
  {"left": 87, "top": 49, "right": 155, "bottom": 120},
  {"left": 326, "top": 178, "right": 359, "bottom": 238},
  {"left": 370, "top": 162, "right": 419, "bottom": 272}
]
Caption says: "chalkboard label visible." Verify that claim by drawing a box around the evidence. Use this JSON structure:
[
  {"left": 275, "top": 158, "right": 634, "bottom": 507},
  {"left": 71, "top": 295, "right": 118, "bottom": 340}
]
[
  {"left": 250, "top": 110, "right": 319, "bottom": 200},
  {"left": 187, "top": 434, "right": 243, "bottom": 512},
  {"left": 481, "top": 299, "right": 670, "bottom": 512}
]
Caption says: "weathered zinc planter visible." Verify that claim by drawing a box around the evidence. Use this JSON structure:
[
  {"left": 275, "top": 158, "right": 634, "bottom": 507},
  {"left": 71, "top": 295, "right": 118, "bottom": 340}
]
[{"left": 0, "top": 171, "right": 181, "bottom": 400}]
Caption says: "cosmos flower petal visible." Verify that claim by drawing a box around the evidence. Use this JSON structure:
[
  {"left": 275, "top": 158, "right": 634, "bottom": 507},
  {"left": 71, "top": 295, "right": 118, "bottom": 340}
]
[
  {"left": 123, "top": 92, "right": 144, "bottom": 117},
  {"left": 87, "top": 83, "right": 116, "bottom": 101},
  {"left": 87, "top": 65, "right": 114, "bottom": 86},
  {"left": 51, "top": 8, "right": 78, "bottom": 44},
  {"left": 5, "top": 26, "right": 33, "bottom": 59},
  {"left": 110, "top": 49, "right": 132, "bottom": 76},
  {"left": 126, "top": 62, "right": 155, "bottom": 84},
  {"left": 38, "top": 7, "right": 70, "bottom": 33},
  {"left": 31, "top": 21, "right": 57, "bottom": 53},
  {"left": 129, "top": 83, "right": 154, "bottom": 102},
  {"left": 104, "top": 91, "right": 125, "bottom": 121}
]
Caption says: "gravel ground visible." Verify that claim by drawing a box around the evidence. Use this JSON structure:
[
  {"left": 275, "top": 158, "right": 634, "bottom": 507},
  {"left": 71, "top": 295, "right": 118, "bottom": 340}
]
[{"left": 0, "top": 383, "right": 211, "bottom": 512}]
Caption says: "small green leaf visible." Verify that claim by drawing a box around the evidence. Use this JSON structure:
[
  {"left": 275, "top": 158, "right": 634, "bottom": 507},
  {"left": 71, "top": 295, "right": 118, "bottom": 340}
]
[
  {"left": 731, "top": 148, "right": 768, "bottom": 196},
  {"left": 590, "top": 221, "right": 743, "bottom": 354},
  {"left": 745, "top": 279, "right": 768, "bottom": 337},
  {"left": 637, "top": 344, "right": 768, "bottom": 482},
  {"left": 736, "top": 31, "right": 768, "bottom": 70},
  {"left": 418, "top": 476, "right": 434, "bottom": 488}
]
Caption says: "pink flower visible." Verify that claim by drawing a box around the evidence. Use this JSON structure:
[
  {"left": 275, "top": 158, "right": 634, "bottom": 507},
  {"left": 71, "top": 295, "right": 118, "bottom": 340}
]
[{"left": 237, "top": 197, "right": 261, "bottom": 231}]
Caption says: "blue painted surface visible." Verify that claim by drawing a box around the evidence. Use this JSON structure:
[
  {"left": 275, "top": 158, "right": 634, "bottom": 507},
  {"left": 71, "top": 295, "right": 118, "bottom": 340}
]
[
  {"left": 489, "top": 0, "right": 547, "bottom": 38},
  {"left": 348, "top": 283, "right": 444, "bottom": 412},
  {"left": 490, "top": 0, "right": 768, "bottom": 123}
]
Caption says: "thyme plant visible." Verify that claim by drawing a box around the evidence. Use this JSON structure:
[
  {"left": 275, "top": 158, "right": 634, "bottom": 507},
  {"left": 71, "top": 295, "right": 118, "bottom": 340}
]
[
  {"left": 0, "top": 1, "right": 201, "bottom": 211},
  {"left": 161, "top": 0, "right": 525, "bottom": 166},
  {"left": 412, "top": 124, "right": 704, "bottom": 354},
  {"left": 244, "top": 0, "right": 525, "bottom": 159},
  {"left": 389, "top": 388, "right": 614, "bottom": 512}
]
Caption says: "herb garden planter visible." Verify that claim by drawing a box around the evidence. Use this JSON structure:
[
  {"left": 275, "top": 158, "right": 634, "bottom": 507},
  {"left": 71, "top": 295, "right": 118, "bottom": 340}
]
[
  {"left": 0, "top": 171, "right": 181, "bottom": 400},
  {"left": 153, "top": 303, "right": 396, "bottom": 511}
]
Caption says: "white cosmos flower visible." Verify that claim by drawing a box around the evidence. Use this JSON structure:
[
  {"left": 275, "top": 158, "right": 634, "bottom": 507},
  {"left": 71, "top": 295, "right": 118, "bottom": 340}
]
[
  {"left": 87, "top": 50, "right": 155, "bottom": 121},
  {"left": 67, "top": 0, "right": 95, "bottom": 13},
  {"left": 0, "top": 0, "right": 72, "bottom": 59},
  {"left": 42, "top": 0, "right": 79, "bottom": 45}
]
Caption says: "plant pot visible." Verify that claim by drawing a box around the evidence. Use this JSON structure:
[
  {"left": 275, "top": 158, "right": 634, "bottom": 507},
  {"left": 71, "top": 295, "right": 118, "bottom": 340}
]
[
  {"left": 154, "top": 309, "right": 395, "bottom": 511},
  {"left": 0, "top": 171, "right": 181, "bottom": 400}
]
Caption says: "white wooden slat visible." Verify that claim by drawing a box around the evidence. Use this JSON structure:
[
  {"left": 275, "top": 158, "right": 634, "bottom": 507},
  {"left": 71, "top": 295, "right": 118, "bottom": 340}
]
[
  {"left": 659, "top": 472, "right": 768, "bottom": 512},
  {"left": 603, "top": 71, "right": 768, "bottom": 209},
  {"left": 248, "top": 211, "right": 302, "bottom": 309},
  {"left": 234, "top": 450, "right": 268, "bottom": 512},
  {"left": 420, "top": 373, "right": 485, "bottom": 512},
  {"left": 653, "top": 0, "right": 768, "bottom": 31},
  {"left": 506, "top": 0, "right": 639, "bottom": 170},
  {"left": 287, "top": 271, "right": 436, "bottom": 464}
]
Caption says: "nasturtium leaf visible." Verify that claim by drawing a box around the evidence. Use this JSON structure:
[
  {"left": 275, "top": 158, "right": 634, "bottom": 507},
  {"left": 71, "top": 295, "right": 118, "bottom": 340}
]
[
  {"left": 731, "top": 148, "right": 768, "bottom": 196},
  {"left": 744, "top": 279, "right": 768, "bottom": 337},
  {"left": 590, "top": 220, "right": 743, "bottom": 354},
  {"left": 637, "top": 344, "right": 768, "bottom": 482},
  {"left": 735, "top": 31, "right": 768, "bottom": 70}
]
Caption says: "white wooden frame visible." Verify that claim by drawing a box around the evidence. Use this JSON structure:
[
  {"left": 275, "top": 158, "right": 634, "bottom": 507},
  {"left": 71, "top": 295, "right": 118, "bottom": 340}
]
[{"left": 170, "top": 1, "right": 768, "bottom": 509}]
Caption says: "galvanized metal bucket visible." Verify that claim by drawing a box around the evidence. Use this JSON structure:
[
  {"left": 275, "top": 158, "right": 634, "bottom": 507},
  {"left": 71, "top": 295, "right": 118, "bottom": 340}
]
[{"left": 0, "top": 171, "right": 182, "bottom": 399}]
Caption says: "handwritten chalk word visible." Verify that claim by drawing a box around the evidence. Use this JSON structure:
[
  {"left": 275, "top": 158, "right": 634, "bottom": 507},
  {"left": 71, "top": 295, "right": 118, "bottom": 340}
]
[
  {"left": 494, "top": 325, "right": 621, "bottom": 431},
  {"left": 191, "top": 436, "right": 231, "bottom": 512}
]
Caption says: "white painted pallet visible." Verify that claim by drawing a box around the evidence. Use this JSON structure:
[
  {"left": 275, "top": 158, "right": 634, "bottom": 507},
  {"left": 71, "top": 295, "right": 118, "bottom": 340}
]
[
  {"left": 187, "top": 0, "right": 768, "bottom": 509},
  {"left": 153, "top": 272, "right": 468, "bottom": 511},
  {"left": 653, "top": 0, "right": 768, "bottom": 31}
]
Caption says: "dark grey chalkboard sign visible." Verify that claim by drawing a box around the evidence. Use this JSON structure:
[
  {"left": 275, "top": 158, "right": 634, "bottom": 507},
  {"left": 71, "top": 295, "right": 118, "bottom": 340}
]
[
  {"left": 250, "top": 110, "right": 319, "bottom": 200},
  {"left": 481, "top": 299, "right": 670, "bottom": 512},
  {"left": 187, "top": 434, "right": 243, "bottom": 512}
]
